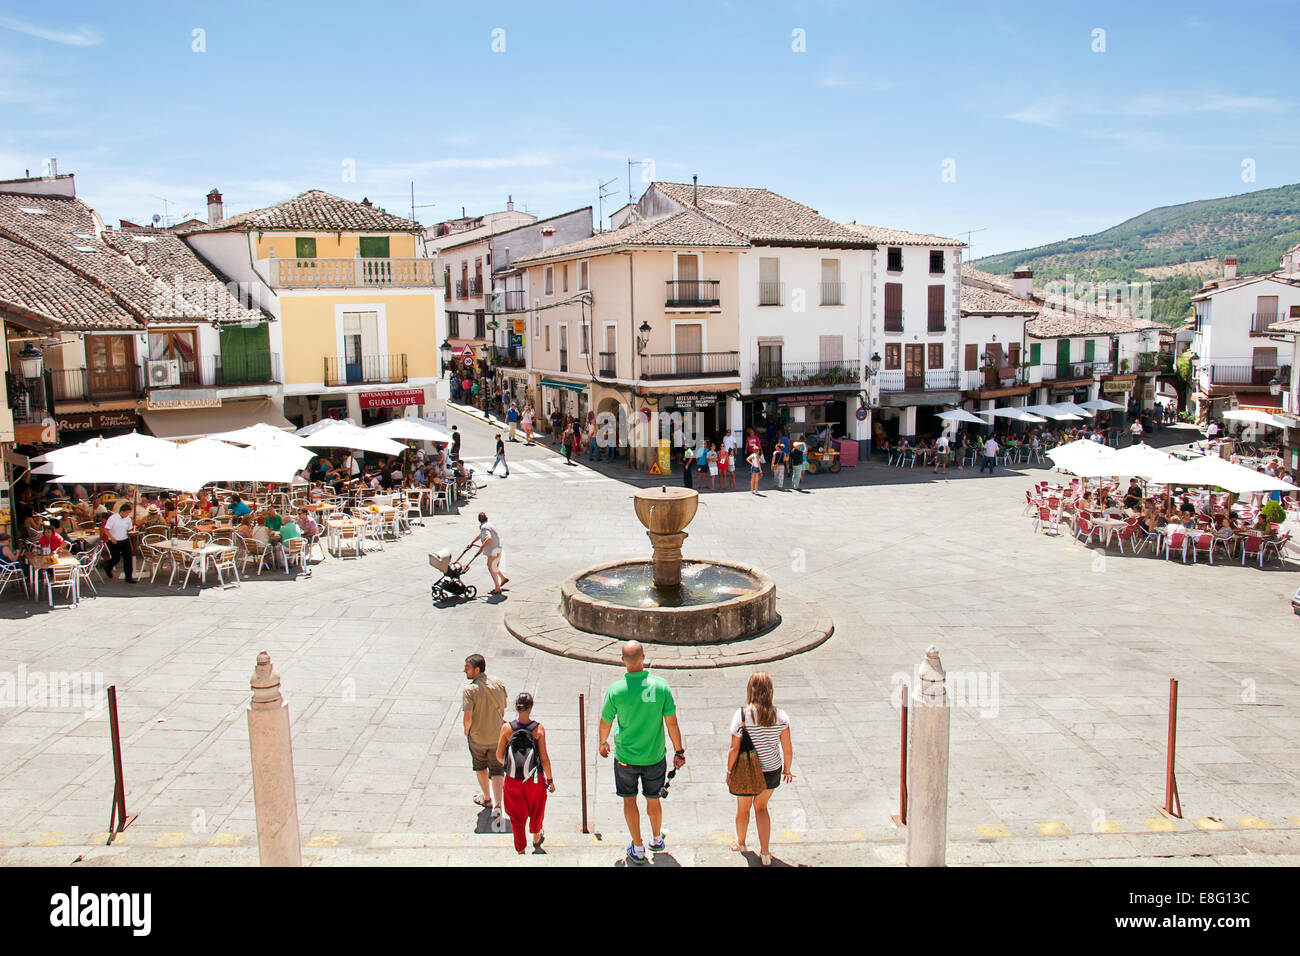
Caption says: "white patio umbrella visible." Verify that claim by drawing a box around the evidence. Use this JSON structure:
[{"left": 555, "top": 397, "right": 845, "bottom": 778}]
[
  {"left": 1050, "top": 402, "right": 1096, "bottom": 418},
  {"left": 175, "top": 438, "right": 308, "bottom": 484},
  {"left": 1079, "top": 398, "right": 1126, "bottom": 412},
  {"left": 367, "top": 418, "right": 456, "bottom": 443},
  {"left": 1172, "top": 455, "right": 1299, "bottom": 494},
  {"left": 1221, "top": 408, "right": 1288, "bottom": 428},
  {"left": 30, "top": 432, "right": 176, "bottom": 473},
  {"left": 982, "top": 407, "right": 1048, "bottom": 423},
  {"left": 295, "top": 419, "right": 406, "bottom": 456},
  {"left": 1109, "top": 442, "right": 1182, "bottom": 481},
  {"left": 935, "top": 409, "right": 986, "bottom": 424},
  {"left": 1023, "top": 404, "right": 1083, "bottom": 421},
  {"left": 49, "top": 447, "right": 202, "bottom": 493},
  {"left": 1046, "top": 438, "right": 1119, "bottom": 479},
  {"left": 207, "top": 422, "right": 306, "bottom": 447}
]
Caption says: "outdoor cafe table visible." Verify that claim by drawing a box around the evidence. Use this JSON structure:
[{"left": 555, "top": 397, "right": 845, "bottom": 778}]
[
  {"left": 1092, "top": 515, "right": 1129, "bottom": 545},
  {"left": 325, "top": 517, "right": 367, "bottom": 554},
  {"left": 26, "top": 554, "right": 79, "bottom": 600},
  {"left": 154, "top": 541, "right": 235, "bottom": 589}
]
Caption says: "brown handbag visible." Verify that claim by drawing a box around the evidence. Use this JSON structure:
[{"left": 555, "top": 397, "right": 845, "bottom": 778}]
[{"left": 728, "top": 708, "right": 767, "bottom": 797}]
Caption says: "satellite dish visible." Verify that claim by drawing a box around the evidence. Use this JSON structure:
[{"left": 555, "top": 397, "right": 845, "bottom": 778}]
[{"left": 151, "top": 214, "right": 161, "bottom": 225}]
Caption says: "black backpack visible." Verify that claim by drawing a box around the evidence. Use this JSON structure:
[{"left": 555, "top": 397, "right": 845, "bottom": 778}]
[{"left": 504, "top": 720, "right": 542, "bottom": 780}]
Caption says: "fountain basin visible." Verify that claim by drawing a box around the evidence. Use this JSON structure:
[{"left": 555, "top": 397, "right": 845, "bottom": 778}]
[{"left": 561, "top": 559, "right": 777, "bottom": 644}]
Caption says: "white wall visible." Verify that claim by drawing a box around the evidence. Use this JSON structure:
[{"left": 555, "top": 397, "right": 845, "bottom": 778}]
[{"left": 870, "top": 244, "right": 961, "bottom": 376}]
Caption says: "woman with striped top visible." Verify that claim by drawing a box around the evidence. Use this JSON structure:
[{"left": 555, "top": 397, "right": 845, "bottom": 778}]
[{"left": 725, "top": 671, "right": 794, "bottom": 866}]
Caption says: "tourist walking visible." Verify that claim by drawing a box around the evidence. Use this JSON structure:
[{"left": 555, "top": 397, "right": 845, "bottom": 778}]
[
  {"left": 587, "top": 412, "right": 600, "bottom": 461},
  {"left": 521, "top": 404, "right": 535, "bottom": 444},
  {"left": 102, "top": 502, "right": 136, "bottom": 583},
  {"left": 463, "top": 653, "right": 508, "bottom": 825},
  {"left": 495, "top": 691, "right": 554, "bottom": 854},
  {"left": 507, "top": 403, "right": 520, "bottom": 442},
  {"left": 789, "top": 439, "right": 807, "bottom": 491},
  {"left": 706, "top": 443, "right": 719, "bottom": 490},
  {"left": 683, "top": 444, "right": 696, "bottom": 489},
  {"left": 562, "top": 426, "right": 575, "bottom": 465},
  {"left": 450, "top": 425, "right": 462, "bottom": 462},
  {"left": 488, "top": 433, "right": 509, "bottom": 477},
  {"left": 934, "top": 432, "right": 949, "bottom": 474},
  {"left": 747, "top": 446, "right": 763, "bottom": 494},
  {"left": 980, "top": 436, "right": 999, "bottom": 474},
  {"left": 726, "top": 445, "right": 738, "bottom": 490},
  {"left": 1129, "top": 418, "right": 1143, "bottom": 446},
  {"left": 726, "top": 671, "right": 794, "bottom": 866},
  {"left": 599, "top": 641, "right": 685, "bottom": 865},
  {"left": 771, "top": 441, "right": 787, "bottom": 490},
  {"left": 469, "top": 511, "right": 509, "bottom": 594}
]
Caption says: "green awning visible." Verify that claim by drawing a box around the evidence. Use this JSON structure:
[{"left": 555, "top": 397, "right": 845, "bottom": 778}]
[{"left": 540, "top": 378, "right": 588, "bottom": 394}]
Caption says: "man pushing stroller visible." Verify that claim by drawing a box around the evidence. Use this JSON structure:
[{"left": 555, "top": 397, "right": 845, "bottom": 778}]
[{"left": 469, "top": 512, "right": 509, "bottom": 595}]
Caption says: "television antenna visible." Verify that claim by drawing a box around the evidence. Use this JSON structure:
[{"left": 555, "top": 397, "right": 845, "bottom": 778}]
[
  {"left": 959, "top": 227, "right": 987, "bottom": 261},
  {"left": 627, "top": 159, "right": 650, "bottom": 202},
  {"left": 598, "top": 177, "right": 618, "bottom": 232},
  {"left": 410, "top": 181, "right": 437, "bottom": 223}
]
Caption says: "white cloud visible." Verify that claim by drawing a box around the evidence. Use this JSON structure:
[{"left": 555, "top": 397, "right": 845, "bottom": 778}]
[
  {"left": 1004, "top": 97, "right": 1066, "bottom": 127},
  {"left": 0, "top": 15, "right": 101, "bottom": 47}
]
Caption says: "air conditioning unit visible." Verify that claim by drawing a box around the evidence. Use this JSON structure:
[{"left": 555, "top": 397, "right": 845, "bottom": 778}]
[
  {"left": 1074, "top": 363, "right": 1088, "bottom": 377},
  {"left": 147, "top": 359, "right": 180, "bottom": 387}
]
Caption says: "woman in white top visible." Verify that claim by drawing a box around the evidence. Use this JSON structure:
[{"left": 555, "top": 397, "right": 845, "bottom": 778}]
[
  {"left": 521, "top": 405, "right": 535, "bottom": 445},
  {"left": 725, "top": 671, "right": 794, "bottom": 866}
]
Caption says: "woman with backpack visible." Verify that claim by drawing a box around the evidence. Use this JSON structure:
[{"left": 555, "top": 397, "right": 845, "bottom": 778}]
[
  {"left": 725, "top": 671, "right": 794, "bottom": 866},
  {"left": 495, "top": 691, "right": 555, "bottom": 854}
]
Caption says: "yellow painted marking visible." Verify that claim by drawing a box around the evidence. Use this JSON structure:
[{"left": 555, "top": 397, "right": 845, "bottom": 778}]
[
  {"left": 544, "top": 834, "right": 565, "bottom": 847},
  {"left": 1235, "top": 817, "right": 1273, "bottom": 830},
  {"left": 95, "top": 831, "right": 130, "bottom": 844},
  {"left": 1196, "top": 818, "right": 1228, "bottom": 830},
  {"left": 1145, "top": 818, "right": 1177, "bottom": 832},
  {"left": 711, "top": 831, "right": 732, "bottom": 845},
  {"left": 780, "top": 829, "right": 802, "bottom": 842},
  {"left": 1036, "top": 822, "right": 1072, "bottom": 836},
  {"left": 306, "top": 833, "right": 340, "bottom": 848},
  {"left": 154, "top": 833, "right": 186, "bottom": 848},
  {"left": 0, "top": 834, "right": 12, "bottom": 847},
  {"left": 978, "top": 824, "right": 1009, "bottom": 837},
  {"left": 1290, "top": 817, "right": 1300, "bottom": 827},
  {"left": 1093, "top": 820, "right": 1125, "bottom": 833},
  {"left": 208, "top": 833, "right": 244, "bottom": 846},
  {"left": 32, "top": 833, "right": 67, "bottom": 846},
  {"left": 851, "top": 832, "right": 863, "bottom": 840}
]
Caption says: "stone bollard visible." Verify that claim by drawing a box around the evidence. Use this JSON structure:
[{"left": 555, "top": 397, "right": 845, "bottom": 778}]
[
  {"left": 905, "top": 644, "right": 950, "bottom": 867},
  {"left": 247, "top": 651, "right": 302, "bottom": 867}
]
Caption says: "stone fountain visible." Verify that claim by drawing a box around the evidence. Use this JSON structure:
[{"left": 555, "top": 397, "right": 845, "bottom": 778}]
[{"left": 559, "top": 486, "right": 777, "bottom": 644}]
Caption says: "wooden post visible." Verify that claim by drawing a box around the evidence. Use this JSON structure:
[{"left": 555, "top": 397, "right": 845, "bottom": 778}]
[
  {"left": 892, "top": 683, "right": 908, "bottom": 827},
  {"left": 1161, "top": 677, "right": 1182, "bottom": 818},
  {"left": 105, "top": 685, "right": 137, "bottom": 845},
  {"left": 579, "top": 693, "right": 589, "bottom": 834}
]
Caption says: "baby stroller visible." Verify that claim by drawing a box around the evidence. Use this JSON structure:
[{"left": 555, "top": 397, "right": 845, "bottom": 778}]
[{"left": 430, "top": 545, "right": 477, "bottom": 603}]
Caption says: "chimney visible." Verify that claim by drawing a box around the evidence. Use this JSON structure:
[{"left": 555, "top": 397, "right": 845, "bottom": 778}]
[
  {"left": 44, "top": 157, "right": 58, "bottom": 178},
  {"left": 1223, "top": 255, "right": 1238, "bottom": 280},
  {"left": 692, "top": 174, "right": 698, "bottom": 207},
  {"left": 541, "top": 226, "right": 555, "bottom": 251},
  {"left": 1282, "top": 249, "right": 1296, "bottom": 274},
  {"left": 361, "top": 197, "right": 372, "bottom": 207},
  {"left": 506, "top": 195, "right": 514, "bottom": 212},
  {"left": 206, "top": 188, "right": 224, "bottom": 224},
  {"left": 1115, "top": 286, "right": 1125, "bottom": 318},
  {"left": 1012, "top": 268, "right": 1034, "bottom": 300}
]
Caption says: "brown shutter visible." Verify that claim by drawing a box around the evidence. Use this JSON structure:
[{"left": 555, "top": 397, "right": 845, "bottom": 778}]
[
  {"left": 1009, "top": 343, "right": 1021, "bottom": 366},
  {"left": 885, "top": 283, "right": 903, "bottom": 331},
  {"left": 928, "top": 285, "right": 945, "bottom": 332},
  {"left": 964, "top": 344, "right": 977, "bottom": 370}
]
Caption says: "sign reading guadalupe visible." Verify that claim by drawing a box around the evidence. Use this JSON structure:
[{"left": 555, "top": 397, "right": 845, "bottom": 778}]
[
  {"left": 359, "top": 388, "right": 425, "bottom": 410},
  {"left": 778, "top": 393, "right": 834, "bottom": 408},
  {"left": 146, "top": 395, "right": 221, "bottom": 411},
  {"left": 57, "top": 410, "right": 140, "bottom": 432}
]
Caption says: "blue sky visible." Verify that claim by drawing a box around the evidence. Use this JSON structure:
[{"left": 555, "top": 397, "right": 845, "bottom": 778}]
[{"left": 2, "top": 0, "right": 1298, "bottom": 258}]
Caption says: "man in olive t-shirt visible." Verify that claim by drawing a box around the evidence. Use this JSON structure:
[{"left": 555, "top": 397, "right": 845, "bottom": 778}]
[
  {"left": 599, "top": 640, "right": 685, "bottom": 864},
  {"left": 462, "top": 654, "right": 508, "bottom": 822}
]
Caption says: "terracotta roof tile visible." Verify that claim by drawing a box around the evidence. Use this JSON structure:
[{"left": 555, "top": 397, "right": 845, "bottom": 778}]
[
  {"left": 842, "top": 222, "right": 963, "bottom": 246},
  {"left": 960, "top": 285, "right": 1036, "bottom": 314},
  {"left": 180, "top": 189, "right": 420, "bottom": 234},
  {"left": 514, "top": 211, "right": 748, "bottom": 264},
  {"left": 0, "top": 236, "right": 140, "bottom": 330},
  {"left": 651, "top": 182, "right": 876, "bottom": 246}
]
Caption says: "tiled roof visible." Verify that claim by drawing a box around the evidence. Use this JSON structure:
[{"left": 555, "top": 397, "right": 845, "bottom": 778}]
[
  {"left": 842, "top": 222, "right": 964, "bottom": 246},
  {"left": 514, "top": 211, "right": 748, "bottom": 264},
  {"left": 1268, "top": 317, "right": 1300, "bottom": 334},
  {"left": 960, "top": 264, "right": 1015, "bottom": 293},
  {"left": 1191, "top": 272, "right": 1300, "bottom": 301},
  {"left": 180, "top": 189, "right": 420, "bottom": 234},
  {"left": 102, "top": 231, "right": 265, "bottom": 325},
  {"left": 0, "top": 192, "right": 266, "bottom": 330},
  {"left": 0, "top": 236, "right": 140, "bottom": 330},
  {"left": 960, "top": 285, "right": 1036, "bottom": 314},
  {"left": 651, "top": 182, "right": 876, "bottom": 246},
  {"left": 1027, "top": 307, "right": 1136, "bottom": 338}
]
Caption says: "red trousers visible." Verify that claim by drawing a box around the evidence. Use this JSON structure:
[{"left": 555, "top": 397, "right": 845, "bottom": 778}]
[{"left": 503, "top": 775, "right": 548, "bottom": 852}]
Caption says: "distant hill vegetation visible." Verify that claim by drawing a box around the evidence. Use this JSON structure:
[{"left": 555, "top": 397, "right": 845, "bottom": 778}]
[{"left": 974, "top": 182, "right": 1300, "bottom": 324}]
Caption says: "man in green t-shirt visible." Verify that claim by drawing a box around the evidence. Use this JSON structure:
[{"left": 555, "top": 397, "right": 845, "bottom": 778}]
[
  {"left": 463, "top": 654, "right": 508, "bottom": 825},
  {"left": 599, "top": 640, "right": 685, "bottom": 864}
]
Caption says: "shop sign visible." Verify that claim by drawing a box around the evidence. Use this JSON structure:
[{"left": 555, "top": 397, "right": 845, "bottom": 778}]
[
  {"left": 145, "top": 395, "right": 221, "bottom": 411},
  {"left": 1102, "top": 378, "right": 1136, "bottom": 394},
  {"left": 56, "top": 410, "right": 140, "bottom": 432},
  {"left": 512, "top": 319, "right": 525, "bottom": 335},
  {"left": 1092, "top": 362, "right": 1114, "bottom": 375},
  {"left": 507, "top": 332, "right": 524, "bottom": 348},
  {"left": 359, "top": 388, "right": 425, "bottom": 410},
  {"left": 671, "top": 394, "right": 717, "bottom": 410},
  {"left": 778, "top": 393, "right": 834, "bottom": 408}
]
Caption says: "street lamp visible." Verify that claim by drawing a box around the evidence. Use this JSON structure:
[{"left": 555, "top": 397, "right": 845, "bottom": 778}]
[
  {"left": 439, "top": 339, "right": 453, "bottom": 375},
  {"left": 17, "top": 342, "right": 43, "bottom": 379},
  {"left": 636, "top": 320, "right": 652, "bottom": 354},
  {"left": 869, "top": 351, "right": 882, "bottom": 376}
]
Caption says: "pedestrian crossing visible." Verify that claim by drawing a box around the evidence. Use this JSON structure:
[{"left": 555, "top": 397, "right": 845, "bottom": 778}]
[{"left": 459, "top": 455, "right": 607, "bottom": 484}]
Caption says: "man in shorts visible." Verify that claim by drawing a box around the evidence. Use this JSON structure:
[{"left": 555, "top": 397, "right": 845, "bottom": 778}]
[
  {"left": 469, "top": 511, "right": 508, "bottom": 594},
  {"left": 463, "top": 653, "right": 508, "bottom": 825},
  {"left": 599, "top": 640, "right": 686, "bottom": 864}
]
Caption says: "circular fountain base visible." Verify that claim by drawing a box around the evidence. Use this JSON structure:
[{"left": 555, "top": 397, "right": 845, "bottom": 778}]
[{"left": 561, "top": 559, "right": 776, "bottom": 644}]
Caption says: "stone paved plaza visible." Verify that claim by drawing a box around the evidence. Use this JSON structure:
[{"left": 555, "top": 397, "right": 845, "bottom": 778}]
[{"left": 2, "top": 413, "right": 1299, "bottom": 867}]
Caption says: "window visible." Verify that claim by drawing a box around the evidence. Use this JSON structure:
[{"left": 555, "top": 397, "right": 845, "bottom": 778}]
[
  {"left": 475, "top": 310, "right": 486, "bottom": 339},
  {"left": 758, "top": 343, "right": 782, "bottom": 377},
  {"left": 1008, "top": 343, "right": 1021, "bottom": 367},
  {"left": 358, "top": 236, "right": 389, "bottom": 258},
  {"left": 149, "top": 329, "right": 196, "bottom": 365},
  {"left": 884, "top": 343, "right": 901, "bottom": 370},
  {"left": 579, "top": 260, "right": 589, "bottom": 291},
  {"left": 1253, "top": 346, "right": 1278, "bottom": 369},
  {"left": 1084, "top": 339, "right": 1096, "bottom": 362},
  {"left": 887, "top": 247, "right": 903, "bottom": 272},
  {"left": 929, "top": 250, "right": 944, "bottom": 274},
  {"left": 819, "top": 335, "right": 843, "bottom": 365},
  {"left": 927, "top": 285, "right": 945, "bottom": 332},
  {"left": 759, "top": 257, "right": 781, "bottom": 305},
  {"left": 544, "top": 266, "right": 554, "bottom": 296},
  {"left": 295, "top": 237, "right": 316, "bottom": 258},
  {"left": 884, "top": 283, "right": 903, "bottom": 332},
  {"left": 928, "top": 344, "right": 944, "bottom": 369},
  {"left": 562, "top": 264, "right": 569, "bottom": 294},
  {"left": 1029, "top": 343, "right": 1041, "bottom": 366},
  {"left": 580, "top": 322, "right": 590, "bottom": 355},
  {"left": 820, "top": 258, "right": 842, "bottom": 305},
  {"left": 545, "top": 325, "right": 550, "bottom": 351},
  {"left": 964, "top": 343, "right": 978, "bottom": 370}
]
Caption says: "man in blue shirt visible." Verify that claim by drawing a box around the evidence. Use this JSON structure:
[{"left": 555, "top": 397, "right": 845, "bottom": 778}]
[{"left": 507, "top": 402, "right": 520, "bottom": 442}]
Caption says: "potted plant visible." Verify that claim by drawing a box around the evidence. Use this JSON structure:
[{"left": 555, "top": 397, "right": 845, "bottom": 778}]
[
  {"left": 1260, "top": 500, "right": 1286, "bottom": 531},
  {"left": 1120, "top": 358, "right": 1131, "bottom": 373}
]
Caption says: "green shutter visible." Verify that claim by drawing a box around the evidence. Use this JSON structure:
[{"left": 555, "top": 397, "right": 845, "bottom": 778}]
[
  {"left": 1029, "top": 343, "right": 1041, "bottom": 366},
  {"left": 1084, "top": 339, "right": 1096, "bottom": 361},
  {"left": 295, "top": 237, "right": 316, "bottom": 258},
  {"left": 358, "top": 236, "right": 390, "bottom": 258},
  {"left": 219, "top": 324, "right": 271, "bottom": 384}
]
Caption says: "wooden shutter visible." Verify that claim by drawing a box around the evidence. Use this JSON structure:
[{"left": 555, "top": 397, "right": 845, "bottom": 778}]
[
  {"left": 964, "top": 344, "right": 977, "bottom": 370},
  {"left": 928, "top": 344, "right": 943, "bottom": 369},
  {"left": 1084, "top": 339, "right": 1095, "bottom": 362},
  {"left": 759, "top": 257, "right": 779, "bottom": 283},
  {"left": 1009, "top": 343, "right": 1021, "bottom": 367},
  {"left": 885, "top": 283, "right": 903, "bottom": 330},
  {"left": 295, "top": 237, "right": 316, "bottom": 258},
  {"left": 1030, "top": 343, "right": 1041, "bottom": 365},
  {"left": 358, "top": 236, "right": 389, "bottom": 258},
  {"left": 927, "top": 285, "right": 945, "bottom": 331},
  {"left": 818, "top": 335, "right": 843, "bottom": 365}
]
